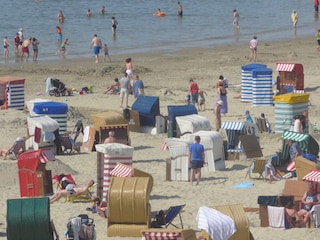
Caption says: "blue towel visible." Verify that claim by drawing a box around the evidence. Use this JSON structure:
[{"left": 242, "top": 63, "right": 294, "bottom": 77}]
[{"left": 232, "top": 182, "right": 254, "bottom": 189}]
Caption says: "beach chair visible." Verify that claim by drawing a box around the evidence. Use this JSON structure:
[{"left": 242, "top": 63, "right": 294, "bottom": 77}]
[
  {"left": 59, "top": 135, "right": 79, "bottom": 154},
  {"left": 52, "top": 174, "right": 96, "bottom": 203},
  {"left": 255, "top": 117, "right": 269, "bottom": 133},
  {"left": 245, "top": 159, "right": 267, "bottom": 179},
  {"left": 156, "top": 204, "right": 186, "bottom": 229},
  {"left": 6, "top": 138, "right": 25, "bottom": 159}
]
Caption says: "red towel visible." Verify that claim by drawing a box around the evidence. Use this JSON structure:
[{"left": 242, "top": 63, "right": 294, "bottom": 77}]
[{"left": 34, "top": 127, "right": 41, "bottom": 143}]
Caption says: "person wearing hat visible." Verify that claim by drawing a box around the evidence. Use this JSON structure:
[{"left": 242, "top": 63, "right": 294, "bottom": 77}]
[
  {"left": 214, "top": 100, "right": 223, "bottom": 131},
  {"left": 249, "top": 35, "right": 258, "bottom": 62},
  {"left": 3, "top": 36, "right": 11, "bottom": 61}
]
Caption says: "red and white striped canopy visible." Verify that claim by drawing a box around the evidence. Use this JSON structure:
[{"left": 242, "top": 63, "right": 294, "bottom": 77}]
[
  {"left": 276, "top": 63, "right": 295, "bottom": 72},
  {"left": 110, "top": 163, "right": 133, "bottom": 177},
  {"left": 302, "top": 170, "right": 320, "bottom": 183}
]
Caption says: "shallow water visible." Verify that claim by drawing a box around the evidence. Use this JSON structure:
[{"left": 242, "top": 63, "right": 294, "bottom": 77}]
[{"left": 1, "top": 0, "right": 319, "bottom": 62}]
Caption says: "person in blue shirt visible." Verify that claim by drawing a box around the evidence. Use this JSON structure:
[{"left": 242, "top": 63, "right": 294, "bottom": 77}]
[
  {"left": 188, "top": 135, "right": 205, "bottom": 185},
  {"left": 245, "top": 110, "right": 253, "bottom": 123}
]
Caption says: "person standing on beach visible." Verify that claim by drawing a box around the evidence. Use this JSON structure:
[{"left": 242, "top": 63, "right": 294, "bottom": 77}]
[
  {"left": 32, "top": 37, "right": 40, "bottom": 61},
  {"left": 125, "top": 57, "right": 134, "bottom": 81},
  {"left": 132, "top": 75, "right": 145, "bottom": 99},
  {"left": 90, "top": 34, "right": 102, "bottom": 63},
  {"left": 56, "top": 26, "right": 62, "bottom": 42},
  {"left": 3, "top": 36, "right": 11, "bottom": 61},
  {"left": 178, "top": 2, "right": 183, "bottom": 16},
  {"left": 57, "top": 10, "right": 64, "bottom": 23},
  {"left": 291, "top": 10, "right": 299, "bottom": 28},
  {"left": 103, "top": 44, "right": 111, "bottom": 62},
  {"left": 214, "top": 100, "right": 223, "bottom": 131},
  {"left": 249, "top": 35, "right": 258, "bottom": 62},
  {"left": 112, "top": 16, "right": 118, "bottom": 35},
  {"left": 119, "top": 72, "right": 130, "bottom": 108},
  {"left": 21, "top": 37, "right": 31, "bottom": 62},
  {"left": 233, "top": 9, "right": 240, "bottom": 29},
  {"left": 188, "top": 135, "right": 205, "bottom": 186},
  {"left": 189, "top": 79, "right": 199, "bottom": 109}
]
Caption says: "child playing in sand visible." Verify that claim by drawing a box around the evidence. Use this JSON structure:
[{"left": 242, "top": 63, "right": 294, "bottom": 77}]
[
  {"left": 103, "top": 44, "right": 111, "bottom": 62},
  {"left": 104, "top": 77, "right": 120, "bottom": 94},
  {"left": 198, "top": 90, "right": 207, "bottom": 111}
]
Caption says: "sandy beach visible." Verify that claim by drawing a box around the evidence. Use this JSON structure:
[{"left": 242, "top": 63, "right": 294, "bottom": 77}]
[{"left": 1, "top": 35, "right": 320, "bottom": 239}]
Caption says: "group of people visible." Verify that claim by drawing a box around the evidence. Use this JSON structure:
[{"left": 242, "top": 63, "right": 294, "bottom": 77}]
[{"left": 3, "top": 28, "right": 40, "bottom": 62}]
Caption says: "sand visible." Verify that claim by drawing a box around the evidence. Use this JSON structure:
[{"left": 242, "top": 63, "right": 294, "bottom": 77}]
[{"left": 1, "top": 35, "right": 320, "bottom": 239}]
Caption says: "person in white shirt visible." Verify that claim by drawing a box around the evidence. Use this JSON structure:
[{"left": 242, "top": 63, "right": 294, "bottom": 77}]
[{"left": 249, "top": 36, "right": 258, "bottom": 62}]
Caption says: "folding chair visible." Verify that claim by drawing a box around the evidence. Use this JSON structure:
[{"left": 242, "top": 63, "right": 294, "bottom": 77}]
[
  {"left": 245, "top": 159, "right": 267, "bottom": 179},
  {"left": 59, "top": 135, "right": 79, "bottom": 154},
  {"left": 157, "top": 204, "right": 186, "bottom": 229},
  {"left": 52, "top": 174, "right": 96, "bottom": 203},
  {"left": 6, "top": 138, "right": 25, "bottom": 159}
]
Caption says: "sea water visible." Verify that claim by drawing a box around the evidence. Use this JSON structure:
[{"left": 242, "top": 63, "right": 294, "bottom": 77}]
[{"left": 0, "top": 0, "right": 318, "bottom": 63}]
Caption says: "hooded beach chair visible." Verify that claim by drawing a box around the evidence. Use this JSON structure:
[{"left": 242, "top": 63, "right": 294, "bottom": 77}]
[
  {"left": 156, "top": 204, "right": 186, "bottom": 229},
  {"left": 245, "top": 159, "right": 267, "bottom": 179},
  {"left": 52, "top": 174, "right": 96, "bottom": 203}
]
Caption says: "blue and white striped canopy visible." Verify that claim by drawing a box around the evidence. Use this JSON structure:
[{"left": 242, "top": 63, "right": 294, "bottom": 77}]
[{"left": 221, "top": 122, "right": 245, "bottom": 130}]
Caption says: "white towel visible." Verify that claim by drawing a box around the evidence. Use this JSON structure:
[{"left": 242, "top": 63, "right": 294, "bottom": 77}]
[
  {"left": 310, "top": 204, "right": 320, "bottom": 228},
  {"left": 71, "top": 217, "right": 82, "bottom": 240},
  {"left": 267, "top": 206, "right": 285, "bottom": 230},
  {"left": 83, "top": 126, "right": 90, "bottom": 143},
  {"left": 196, "top": 206, "right": 236, "bottom": 240},
  {"left": 43, "top": 131, "right": 55, "bottom": 142}
]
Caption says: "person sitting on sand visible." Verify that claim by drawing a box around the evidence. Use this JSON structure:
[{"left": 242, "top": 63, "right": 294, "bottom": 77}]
[
  {"left": 50, "top": 177, "right": 95, "bottom": 204},
  {"left": 88, "top": 197, "right": 108, "bottom": 217},
  {"left": 104, "top": 78, "right": 120, "bottom": 94},
  {"left": 285, "top": 201, "right": 302, "bottom": 228}
]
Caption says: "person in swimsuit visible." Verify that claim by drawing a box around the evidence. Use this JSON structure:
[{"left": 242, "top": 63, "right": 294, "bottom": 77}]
[
  {"left": 32, "top": 37, "right": 40, "bottom": 61},
  {"left": 298, "top": 183, "right": 320, "bottom": 225},
  {"left": 21, "top": 37, "right": 31, "bottom": 62},
  {"left": 50, "top": 177, "right": 95, "bottom": 204},
  {"left": 112, "top": 16, "right": 118, "bottom": 34},
  {"left": 249, "top": 35, "right": 258, "bottom": 62},
  {"left": 3, "top": 36, "right": 11, "bottom": 61},
  {"left": 86, "top": 9, "right": 92, "bottom": 17},
  {"left": 57, "top": 10, "right": 64, "bottom": 23},
  {"left": 233, "top": 9, "right": 240, "bottom": 29},
  {"left": 14, "top": 33, "right": 20, "bottom": 55},
  {"left": 59, "top": 38, "right": 68, "bottom": 54},
  {"left": 198, "top": 90, "right": 207, "bottom": 111},
  {"left": 100, "top": 6, "right": 105, "bottom": 15},
  {"left": 56, "top": 26, "right": 62, "bottom": 42},
  {"left": 90, "top": 34, "right": 102, "bottom": 63},
  {"left": 125, "top": 57, "right": 133, "bottom": 80},
  {"left": 103, "top": 44, "right": 111, "bottom": 62},
  {"left": 178, "top": 2, "right": 183, "bottom": 16}
]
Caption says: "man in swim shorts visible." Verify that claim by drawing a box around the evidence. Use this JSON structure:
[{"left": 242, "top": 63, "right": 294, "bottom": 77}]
[
  {"left": 90, "top": 34, "right": 102, "bottom": 63},
  {"left": 21, "top": 37, "right": 31, "bottom": 62},
  {"left": 56, "top": 26, "right": 62, "bottom": 42}
]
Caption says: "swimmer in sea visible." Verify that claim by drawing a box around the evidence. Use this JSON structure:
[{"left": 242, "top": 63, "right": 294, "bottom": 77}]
[
  {"left": 112, "top": 16, "right": 118, "bottom": 35},
  {"left": 90, "top": 34, "right": 102, "bottom": 63},
  {"left": 100, "top": 6, "right": 105, "bottom": 15},
  {"left": 178, "top": 2, "right": 183, "bottom": 16},
  {"left": 87, "top": 9, "right": 92, "bottom": 17},
  {"left": 233, "top": 9, "right": 240, "bottom": 29},
  {"left": 3, "top": 36, "right": 11, "bottom": 61},
  {"left": 57, "top": 10, "right": 64, "bottom": 23}
]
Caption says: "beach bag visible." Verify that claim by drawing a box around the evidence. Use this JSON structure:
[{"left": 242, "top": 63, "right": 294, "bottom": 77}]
[
  {"left": 151, "top": 209, "right": 165, "bottom": 228},
  {"left": 78, "top": 214, "right": 95, "bottom": 240}
]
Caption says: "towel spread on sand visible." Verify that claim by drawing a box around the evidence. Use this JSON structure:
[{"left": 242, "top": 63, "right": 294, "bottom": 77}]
[
  {"left": 196, "top": 206, "right": 236, "bottom": 240},
  {"left": 233, "top": 182, "right": 254, "bottom": 189},
  {"left": 267, "top": 206, "right": 285, "bottom": 230}
]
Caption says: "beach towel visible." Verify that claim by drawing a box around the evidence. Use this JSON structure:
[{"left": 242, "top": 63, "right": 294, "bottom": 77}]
[
  {"left": 233, "top": 182, "right": 254, "bottom": 189},
  {"left": 70, "top": 217, "right": 82, "bottom": 240},
  {"left": 286, "top": 161, "right": 296, "bottom": 172},
  {"left": 267, "top": 206, "right": 285, "bottom": 230},
  {"left": 196, "top": 206, "right": 236, "bottom": 240},
  {"left": 34, "top": 127, "right": 41, "bottom": 143},
  {"left": 310, "top": 204, "right": 320, "bottom": 228}
]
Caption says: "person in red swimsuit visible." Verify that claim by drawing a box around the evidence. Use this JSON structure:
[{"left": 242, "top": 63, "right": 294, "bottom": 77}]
[{"left": 21, "top": 37, "right": 31, "bottom": 62}]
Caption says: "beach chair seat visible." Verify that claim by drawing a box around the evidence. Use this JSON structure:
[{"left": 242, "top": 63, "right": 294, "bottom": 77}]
[
  {"left": 52, "top": 174, "right": 96, "bottom": 203},
  {"left": 245, "top": 159, "right": 267, "bottom": 179},
  {"left": 59, "top": 135, "right": 79, "bottom": 154},
  {"left": 255, "top": 117, "right": 270, "bottom": 133},
  {"left": 155, "top": 204, "right": 186, "bottom": 229}
]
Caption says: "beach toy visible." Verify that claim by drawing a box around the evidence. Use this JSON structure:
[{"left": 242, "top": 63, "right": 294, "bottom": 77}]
[{"left": 153, "top": 12, "right": 166, "bottom": 17}]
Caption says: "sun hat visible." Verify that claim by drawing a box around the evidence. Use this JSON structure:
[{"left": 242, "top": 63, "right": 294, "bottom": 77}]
[{"left": 217, "top": 100, "right": 223, "bottom": 106}]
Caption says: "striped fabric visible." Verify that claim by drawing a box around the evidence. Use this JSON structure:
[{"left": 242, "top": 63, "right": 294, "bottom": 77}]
[
  {"left": 141, "top": 231, "right": 181, "bottom": 240},
  {"left": 222, "top": 122, "right": 245, "bottom": 152},
  {"left": 276, "top": 63, "right": 295, "bottom": 72},
  {"left": 7, "top": 83, "right": 25, "bottom": 110},
  {"left": 286, "top": 161, "right": 296, "bottom": 172},
  {"left": 302, "top": 170, "right": 320, "bottom": 182},
  {"left": 282, "top": 131, "right": 309, "bottom": 142},
  {"left": 109, "top": 163, "right": 133, "bottom": 177},
  {"left": 221, "top": 121, "right": 244, "bottom": 130}
]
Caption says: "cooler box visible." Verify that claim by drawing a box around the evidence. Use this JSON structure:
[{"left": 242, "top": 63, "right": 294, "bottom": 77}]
[{"left": 132, "top": 95, "right": 160, "bottom": 126}]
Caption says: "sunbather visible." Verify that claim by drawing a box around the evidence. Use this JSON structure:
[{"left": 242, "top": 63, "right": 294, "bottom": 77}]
[
  {"left": 0, "top": 137, "right": 25, "bottom": 160},
  {"left": 88, "top": 197, "right": 108, "bottom": 217},
  {"left": 50, "top": 177, "right": 95, "bottom": 204}
]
